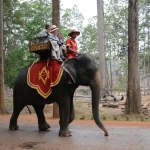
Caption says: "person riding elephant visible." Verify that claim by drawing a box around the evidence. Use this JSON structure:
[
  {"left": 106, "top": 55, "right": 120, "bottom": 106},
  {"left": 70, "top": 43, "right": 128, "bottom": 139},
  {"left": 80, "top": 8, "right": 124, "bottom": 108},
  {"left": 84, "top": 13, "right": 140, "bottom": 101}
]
[
  {"left": 66, "top": 29, "right": 81, "bottom": 84},
  {"left": 9, "top": 54, "right": 108, "bottom": 137},
  {"left": 57, "top": 32, "right": 66, "bottom": 61},
  {"left": 36, "top": 23, "right": 52, "bottom": 38},
  {"left": 66, "top": 29, "right": 80, "bottom": 59},
  {"left": 49, "top": 25, "right": 62, "bottom": 61}
]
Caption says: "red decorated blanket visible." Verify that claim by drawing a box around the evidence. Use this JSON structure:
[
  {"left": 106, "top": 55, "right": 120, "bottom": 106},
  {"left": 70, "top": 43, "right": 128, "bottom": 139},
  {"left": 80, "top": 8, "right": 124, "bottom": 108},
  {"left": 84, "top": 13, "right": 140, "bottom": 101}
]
[{"left": 27, "top": 59, "right": 63, "bottom": 99}]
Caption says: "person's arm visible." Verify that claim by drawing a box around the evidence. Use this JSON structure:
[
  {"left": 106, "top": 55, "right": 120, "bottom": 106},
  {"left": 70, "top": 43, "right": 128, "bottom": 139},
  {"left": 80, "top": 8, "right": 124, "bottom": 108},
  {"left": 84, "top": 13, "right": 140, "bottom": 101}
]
[
  {"left": 67, "top": 46, "right": 79, "bottom": 54},
  {"left": 66, "top": 38, "right": 80, "bottom": 54}
]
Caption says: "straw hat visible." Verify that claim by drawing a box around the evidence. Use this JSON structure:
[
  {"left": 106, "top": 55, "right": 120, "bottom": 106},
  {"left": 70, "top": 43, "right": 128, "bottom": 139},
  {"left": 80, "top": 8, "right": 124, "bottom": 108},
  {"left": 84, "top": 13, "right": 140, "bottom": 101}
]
[
  {"left": 68, "top": 29, "right": 80, "bottom": 37},
  {"left": 50, "top": 25, "right": 59, "bottom": 32}
]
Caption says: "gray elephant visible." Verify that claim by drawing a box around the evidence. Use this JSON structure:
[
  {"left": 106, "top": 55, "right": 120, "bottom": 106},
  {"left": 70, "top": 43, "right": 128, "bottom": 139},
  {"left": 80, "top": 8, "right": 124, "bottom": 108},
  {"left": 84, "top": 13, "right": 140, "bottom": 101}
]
[{"left": 9, "top": 54, "right": 108, "bottom": 137}]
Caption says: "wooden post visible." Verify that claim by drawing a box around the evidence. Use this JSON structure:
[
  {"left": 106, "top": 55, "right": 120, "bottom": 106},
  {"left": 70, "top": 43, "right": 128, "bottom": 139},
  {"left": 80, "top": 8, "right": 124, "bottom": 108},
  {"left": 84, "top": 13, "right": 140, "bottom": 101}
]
[
  {"left": 141, "top": 115, "right": 145, "bottom": 121},
  {"left": 114, "top": 115, "right": 117, "bottom": 120},
  {"left": 103, "top": 116, "right": 106, "bottom": 120},
  {"left": 126, "top": 116, "right": 129, "bottom": 121}
]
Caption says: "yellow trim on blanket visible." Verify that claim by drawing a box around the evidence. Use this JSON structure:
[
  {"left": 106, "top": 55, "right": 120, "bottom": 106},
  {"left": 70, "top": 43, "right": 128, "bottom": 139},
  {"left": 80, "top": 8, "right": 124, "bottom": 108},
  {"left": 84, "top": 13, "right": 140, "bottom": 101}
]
[
  {"left": 51, "top": 68, "right": 63, "bottom": 87},
  {"left": 27, "top": 61, "right": 63, "bottom": 99}
]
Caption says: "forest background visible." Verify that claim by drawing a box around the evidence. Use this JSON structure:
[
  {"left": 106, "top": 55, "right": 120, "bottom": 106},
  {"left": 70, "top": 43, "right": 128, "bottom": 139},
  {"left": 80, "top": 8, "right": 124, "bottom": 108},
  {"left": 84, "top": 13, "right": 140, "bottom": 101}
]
[{"left": 3, "top": 0, "right": 150, "bottom": 96}]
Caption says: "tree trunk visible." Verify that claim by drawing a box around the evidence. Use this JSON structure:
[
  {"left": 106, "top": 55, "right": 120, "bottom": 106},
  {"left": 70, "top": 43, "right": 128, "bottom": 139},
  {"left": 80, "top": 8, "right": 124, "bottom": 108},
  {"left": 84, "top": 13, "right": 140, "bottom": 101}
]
[
  {"left": 52, "top": 0, "right": 60, "bottom": 28},
  {"left": 0, "top": 0, "right": 6, "bottom": 113},
  {"left": 125, "top": 0, "right": 141, "bottom": 114},
  {"left": 97, "top": 0, "right": 107, "bottom": 97},
  {"left": 148, "top": 28, "right": 150, "bottom": 95},
  {"left": 52, "top": 0, "right": 60, "bottom": 118},
  {"left": 110, "top": 44, "right": 113, "bottom": 94},
  {"left": 143, "top": 28, "right": 146, "bottom": 96}
]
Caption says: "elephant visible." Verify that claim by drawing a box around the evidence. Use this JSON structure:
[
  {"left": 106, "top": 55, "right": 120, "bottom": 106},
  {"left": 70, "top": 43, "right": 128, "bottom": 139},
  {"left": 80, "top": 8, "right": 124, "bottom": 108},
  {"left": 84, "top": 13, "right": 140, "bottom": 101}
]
[{"left": 9, "top": 53, "right": 108, "bottom": 137}]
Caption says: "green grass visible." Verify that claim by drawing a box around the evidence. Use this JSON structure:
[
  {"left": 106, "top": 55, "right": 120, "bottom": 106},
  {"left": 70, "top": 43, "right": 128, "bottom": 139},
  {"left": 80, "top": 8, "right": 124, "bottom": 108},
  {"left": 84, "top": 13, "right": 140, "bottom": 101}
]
[
  {"left": 45, "top": 113, "right": 150, "bottom": 122},
  {"left": 74, "top": 102, "right": 82, "bottom": 108},
  {"left": 76, "top": 114, "right": 150, "bottom": 122}
]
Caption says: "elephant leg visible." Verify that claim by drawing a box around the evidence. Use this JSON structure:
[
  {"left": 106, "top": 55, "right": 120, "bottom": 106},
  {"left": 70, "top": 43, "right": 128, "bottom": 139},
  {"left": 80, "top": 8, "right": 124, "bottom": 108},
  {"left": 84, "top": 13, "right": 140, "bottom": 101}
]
[
  {"left": 32, "top": 104, "right": 50, "bottom": 131},
  {"left": 9, "top": 104, "right": 25, "bottom": 130},
  {"left": 58, "top": 102, "right": 72, "bottom": 137},
  {"left": 69, "top": 97, "right": 75, "bottom": 124}
]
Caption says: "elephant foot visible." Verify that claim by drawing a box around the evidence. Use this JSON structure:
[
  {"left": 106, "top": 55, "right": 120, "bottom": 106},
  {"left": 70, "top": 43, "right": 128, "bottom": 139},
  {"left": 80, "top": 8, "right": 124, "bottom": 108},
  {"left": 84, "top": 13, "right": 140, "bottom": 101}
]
[
  {"left": 39, "top": 122, "right": 50, "bottom": 131},
  {"left": 59, "top": 129, "right": 72, "bottom": 137},
  {"left": 9, "top": 124, "right": 19, "bottom": 130}
]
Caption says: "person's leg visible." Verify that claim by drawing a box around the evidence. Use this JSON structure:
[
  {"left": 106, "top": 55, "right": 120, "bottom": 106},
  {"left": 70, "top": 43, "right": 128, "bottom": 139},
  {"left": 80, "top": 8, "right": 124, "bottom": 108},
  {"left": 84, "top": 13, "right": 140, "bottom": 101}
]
[
  {"left": 57, "top": 50, "right": 61, "bottom": 59},
  {"left": 56, "top": 50, "right": 63, "bottom": 61},
  {"left": 51, "top": 49, "right": 57, "bottom": 59},
  {"left": 60, "top": 46, "right": 66, "bottom": 60}
]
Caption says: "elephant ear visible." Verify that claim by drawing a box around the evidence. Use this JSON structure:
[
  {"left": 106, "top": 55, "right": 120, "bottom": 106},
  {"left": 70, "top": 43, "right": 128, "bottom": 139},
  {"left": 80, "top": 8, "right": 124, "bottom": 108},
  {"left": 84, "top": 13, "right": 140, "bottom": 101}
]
[{"left": 61, "top": 58, "right": 77, "bottom": 83}]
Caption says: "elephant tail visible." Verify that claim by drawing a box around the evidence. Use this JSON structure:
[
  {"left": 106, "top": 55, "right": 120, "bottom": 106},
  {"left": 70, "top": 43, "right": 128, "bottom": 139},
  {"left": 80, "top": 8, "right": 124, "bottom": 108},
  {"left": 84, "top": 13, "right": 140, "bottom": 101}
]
[{"left": 26, "top": 105, "right": 31, "bottom": 114}]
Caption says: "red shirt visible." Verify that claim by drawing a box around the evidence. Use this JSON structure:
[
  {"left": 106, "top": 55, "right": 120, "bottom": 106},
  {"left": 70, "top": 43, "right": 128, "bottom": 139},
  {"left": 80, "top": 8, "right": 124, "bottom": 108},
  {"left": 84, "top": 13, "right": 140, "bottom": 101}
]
[{"left": 66, "top": 38, "right": 78, "bottom": 59}]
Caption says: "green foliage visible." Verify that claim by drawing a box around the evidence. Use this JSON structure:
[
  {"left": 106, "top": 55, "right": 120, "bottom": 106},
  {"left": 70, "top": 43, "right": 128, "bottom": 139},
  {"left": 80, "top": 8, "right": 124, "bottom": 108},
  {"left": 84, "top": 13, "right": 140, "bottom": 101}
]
[
  {"left": 4, "top": 49, "right": 38, "bottom": 88},
  {"left": 3, "top": 0, "right": 150, "bottom": 91},
  {"left": 3, "top": 0, "right": 52, "bottom": 87},
  {"left": 21, "top": 1, "right": 52, "bottom": 41},
  {"left": 114, "top": 73, "right": 127, "bottom": 92},
  {"left": 3, "top": 0, "right": 25, "bottom": 55},
  {"left": 79, "top": 17, "right": 99, "bottom": 62},
  {"left": 60, "top": 5, "right": 84, "bottom": 40},
  {"left": 138, "top": 0, "right": 150, "bottom": 73}
]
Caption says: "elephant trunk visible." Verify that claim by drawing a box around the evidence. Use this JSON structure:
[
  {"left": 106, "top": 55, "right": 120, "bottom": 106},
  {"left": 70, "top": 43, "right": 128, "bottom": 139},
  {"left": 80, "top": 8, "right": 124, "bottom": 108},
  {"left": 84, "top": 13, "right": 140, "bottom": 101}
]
[{"left": 90, "top": 71, "right": 108, "bottom": 136}]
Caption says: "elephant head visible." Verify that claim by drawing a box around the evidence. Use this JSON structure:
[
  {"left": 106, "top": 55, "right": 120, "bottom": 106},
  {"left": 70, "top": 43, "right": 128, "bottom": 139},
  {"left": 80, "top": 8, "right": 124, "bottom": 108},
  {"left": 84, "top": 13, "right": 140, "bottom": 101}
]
[{"left": 61, "top": 54, "right": 108, "bottom": 136}]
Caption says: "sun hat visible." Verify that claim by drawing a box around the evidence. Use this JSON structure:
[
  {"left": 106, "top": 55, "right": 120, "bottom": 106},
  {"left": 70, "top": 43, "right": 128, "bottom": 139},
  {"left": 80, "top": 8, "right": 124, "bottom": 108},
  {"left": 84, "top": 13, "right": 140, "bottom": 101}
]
[
  {"left": 50, "top": 25, "right": 59, "bottom": 32},
  {"left": 68, "top": 29, "right": 80, "bottom": 37}
]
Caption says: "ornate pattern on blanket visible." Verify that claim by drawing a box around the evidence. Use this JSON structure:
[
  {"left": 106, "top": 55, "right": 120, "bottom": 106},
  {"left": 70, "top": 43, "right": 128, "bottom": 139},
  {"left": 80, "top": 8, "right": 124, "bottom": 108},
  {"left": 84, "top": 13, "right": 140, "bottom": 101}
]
[{"left": 27, "top": 59, "right": 63, "bottom": 99}]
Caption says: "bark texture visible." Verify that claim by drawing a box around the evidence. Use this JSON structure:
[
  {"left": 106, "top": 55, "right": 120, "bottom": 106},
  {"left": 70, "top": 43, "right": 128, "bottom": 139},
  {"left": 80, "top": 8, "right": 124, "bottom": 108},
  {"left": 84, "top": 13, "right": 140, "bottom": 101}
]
[
  {"left": 0, "top": 0, "right": 6, "bottom": 113},
  {"left": 52, "top": 0, "right": 60, "bottom": 28},
  {"left": 52, "top": 0, "right": 60, "bottom": 118},
  {"left": 97, "top": 0, "right": 107, "bottom": 96},
  {"left": 125, "top": 0, "right": 141, "bottom": 114}
]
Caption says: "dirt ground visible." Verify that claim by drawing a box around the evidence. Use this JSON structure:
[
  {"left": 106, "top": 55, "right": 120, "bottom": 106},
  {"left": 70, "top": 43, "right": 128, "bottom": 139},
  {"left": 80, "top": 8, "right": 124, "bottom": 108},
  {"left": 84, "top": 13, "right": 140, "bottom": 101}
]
[{"left": 1, "top": 115, "right": 150, "bottom": 150}]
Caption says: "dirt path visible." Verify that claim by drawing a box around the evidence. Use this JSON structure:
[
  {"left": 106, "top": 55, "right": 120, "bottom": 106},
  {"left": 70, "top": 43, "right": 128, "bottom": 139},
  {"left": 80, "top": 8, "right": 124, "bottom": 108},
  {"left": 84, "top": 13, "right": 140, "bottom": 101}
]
[{"left": 0, "top": 115, "right": 150, "bottom": 150}]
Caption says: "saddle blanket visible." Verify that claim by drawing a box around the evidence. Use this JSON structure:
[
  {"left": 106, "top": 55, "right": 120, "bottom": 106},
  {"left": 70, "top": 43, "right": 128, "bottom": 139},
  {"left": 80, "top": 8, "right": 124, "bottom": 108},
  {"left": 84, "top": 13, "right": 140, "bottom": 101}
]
[{"left": 27, "top": 59, "right": 63, "bottom": 99}]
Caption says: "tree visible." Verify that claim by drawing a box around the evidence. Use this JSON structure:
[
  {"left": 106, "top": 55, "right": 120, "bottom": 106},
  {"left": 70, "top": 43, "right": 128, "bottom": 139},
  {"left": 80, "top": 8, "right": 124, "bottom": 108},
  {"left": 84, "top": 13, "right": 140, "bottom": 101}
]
[
  {"left": 52, "top": 0, "right": 60, "bottom": 28},
  {"left": 60, "top": 5, "right": 84, "bottom": 30},
  {"left": 3, "top": 0, "right": 52, "bottom": 88},
  {"left": 97, "top": 0, "right": 107, "bottom": 96},
  {"left": 3, "top": 0, "right": 24, "bottom": 56},
  {"left": 125, "top": 0, "right": 141, "bottom": 114},
  {"left": 138, "top": 0, "right": 150, "bottom": 95},
  {"left": 79, "top": 17, "right": 98, "bottom": 59},
  {"left": 0, "top": 0, "right": 6, "bottom": 113},
  {"left": 4, "top": 49, "right": 35, "bottom": 88},
  {"left": 104, "top": 0, "right": 128, "bottom": 94},
  {"left": 52, "top": 0, "right": 60, "bottom": 118}
]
